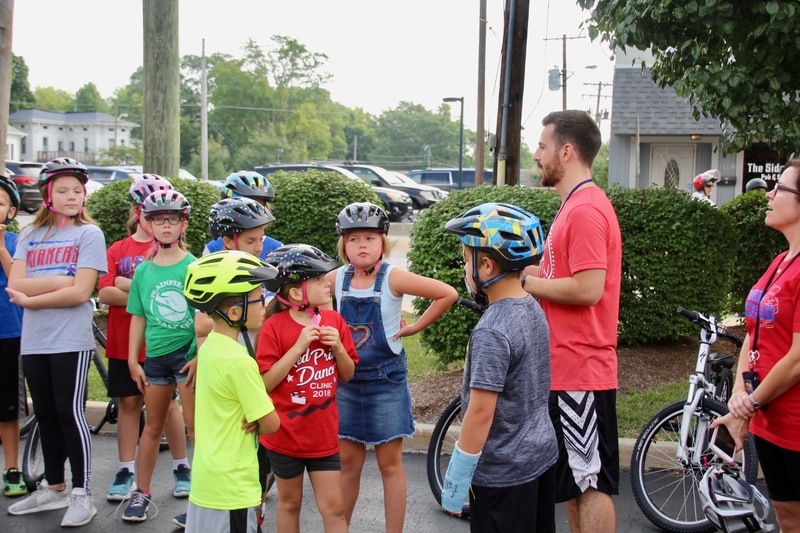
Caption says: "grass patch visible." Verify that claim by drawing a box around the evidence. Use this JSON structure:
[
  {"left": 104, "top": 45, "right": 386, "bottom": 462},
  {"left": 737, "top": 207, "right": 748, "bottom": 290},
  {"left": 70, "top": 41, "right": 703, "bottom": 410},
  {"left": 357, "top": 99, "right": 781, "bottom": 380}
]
[{"left": 617, "top": 382, "right": 687, "bottom": 438}]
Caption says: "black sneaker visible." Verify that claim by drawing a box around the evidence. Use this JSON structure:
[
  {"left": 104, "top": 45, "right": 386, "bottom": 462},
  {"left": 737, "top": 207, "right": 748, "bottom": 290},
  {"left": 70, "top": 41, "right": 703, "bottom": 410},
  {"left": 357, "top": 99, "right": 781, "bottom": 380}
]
[
  {"left": 173, "top": 511, "right": 187, "bottom": 529},
  {"left": 122, "top": 490, "right": 151, "bottom": 522}
]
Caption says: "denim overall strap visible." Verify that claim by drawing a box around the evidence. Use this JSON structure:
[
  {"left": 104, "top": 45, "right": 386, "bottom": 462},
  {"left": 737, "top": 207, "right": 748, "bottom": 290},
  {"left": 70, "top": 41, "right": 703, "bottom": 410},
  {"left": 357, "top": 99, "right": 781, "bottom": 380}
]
[{"left": 339, "top": 263, "right": 397, "bottom": 373}]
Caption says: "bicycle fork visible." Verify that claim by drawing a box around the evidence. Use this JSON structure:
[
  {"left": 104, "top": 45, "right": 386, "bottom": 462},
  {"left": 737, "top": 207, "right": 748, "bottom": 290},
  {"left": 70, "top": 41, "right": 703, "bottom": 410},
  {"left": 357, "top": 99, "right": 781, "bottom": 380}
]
[{"left": 677, "top": 333, "right": 716, "bottom": 466}]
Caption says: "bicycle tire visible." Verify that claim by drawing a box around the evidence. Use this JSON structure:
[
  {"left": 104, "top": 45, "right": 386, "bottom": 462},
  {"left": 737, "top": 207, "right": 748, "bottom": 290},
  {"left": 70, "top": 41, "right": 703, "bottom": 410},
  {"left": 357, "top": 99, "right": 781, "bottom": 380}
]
[
  {"left": 426, "top": 396, "right": 470, "bottom": 519},
  {"left": 19, "top": 411, "right": 36, "bottom": 437},
  {"left": 630, "top": 398, "right": 758, "bottom": 533},
  {"left": 22, "top": 420, "right": 44, "bottom": 492}
]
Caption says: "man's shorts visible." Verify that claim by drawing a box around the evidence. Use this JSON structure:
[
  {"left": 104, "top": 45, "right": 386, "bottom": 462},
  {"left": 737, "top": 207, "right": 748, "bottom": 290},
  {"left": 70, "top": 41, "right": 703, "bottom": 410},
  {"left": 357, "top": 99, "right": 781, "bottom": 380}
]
[
  {"left": 185, "top": 501, "right": 258, "bottom": 533},
  {"left": 0, "top": 338, "right": 25, "bottom": 422},
  {"left": 548, "top": 389, "right": 619, "bottom": 502},
  {"left": 265, "top": 450, "right": 340, "bottom": 480}
]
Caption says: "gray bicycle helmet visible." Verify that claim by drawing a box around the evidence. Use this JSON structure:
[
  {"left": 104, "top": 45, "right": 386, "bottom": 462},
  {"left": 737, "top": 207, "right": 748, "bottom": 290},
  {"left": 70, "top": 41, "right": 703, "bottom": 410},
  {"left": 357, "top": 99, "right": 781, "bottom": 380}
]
[
  {"left": 745, "top": 178, "right": 768, "bottom": 193},
  {"left": 699, "top": 465, "right": 777, "bottom": 532},
  {"left": 336, "top": 202, "right": 390, "bottom": 235},
  {"left": 262, "top": 244, "right": 339, "bottom": 293},
  {"left": 220, "top": 171, "right": 275, "bottom": 202},
  {"left": 208, "top": 197, "right": 275, "bottom": 239}
]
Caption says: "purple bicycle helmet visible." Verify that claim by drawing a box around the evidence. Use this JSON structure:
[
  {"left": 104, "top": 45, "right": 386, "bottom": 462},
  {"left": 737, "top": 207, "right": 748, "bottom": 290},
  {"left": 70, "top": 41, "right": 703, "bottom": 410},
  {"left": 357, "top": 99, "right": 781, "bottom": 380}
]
[
  {"left": 141, "top": 189, "right": 191, "bottom": 218},
  {"left": 129, "top": 174, "right": 173, "bottom": 205},
  {"left": 39, "top": 157, "right": 90, "bottom": 187}
]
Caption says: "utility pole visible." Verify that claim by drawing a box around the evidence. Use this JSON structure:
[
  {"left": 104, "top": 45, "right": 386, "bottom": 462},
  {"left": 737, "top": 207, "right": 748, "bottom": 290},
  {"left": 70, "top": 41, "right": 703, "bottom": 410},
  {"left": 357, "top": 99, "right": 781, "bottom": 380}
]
[
  {"left": 544, "top": 33, "right": 585, "bottom": 111},
  {"left": 583, "top": 81, "right": 612, "bottom": 125},
  {"left": 201, "top": 39, "right": 208, "bottom": 180},
  {"left": 0, "top": 0, "right": 13, "bottom": 169},
  {"left": 475, "top": 0, "right": 486, "bottom": 184},
  {"left": 493, "top": 0, "right": 530, "bottom": 187}
]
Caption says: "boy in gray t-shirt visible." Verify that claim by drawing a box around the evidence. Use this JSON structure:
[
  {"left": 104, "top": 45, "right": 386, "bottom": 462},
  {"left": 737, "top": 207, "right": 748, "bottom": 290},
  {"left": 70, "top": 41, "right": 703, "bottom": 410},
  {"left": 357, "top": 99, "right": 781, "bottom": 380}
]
[{"left": 442, "top": 203, "right": 558, "bottom": 533}]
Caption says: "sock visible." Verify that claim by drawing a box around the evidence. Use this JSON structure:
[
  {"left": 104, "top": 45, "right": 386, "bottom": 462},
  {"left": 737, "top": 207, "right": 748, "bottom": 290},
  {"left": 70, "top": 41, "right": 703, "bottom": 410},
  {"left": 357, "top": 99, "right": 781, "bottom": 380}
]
[
  {"left": 119, "top": 461, "right": 135, "bottom": 474},
  {"left": 173, "top": 458, "right": 189, "bottom": 470}
]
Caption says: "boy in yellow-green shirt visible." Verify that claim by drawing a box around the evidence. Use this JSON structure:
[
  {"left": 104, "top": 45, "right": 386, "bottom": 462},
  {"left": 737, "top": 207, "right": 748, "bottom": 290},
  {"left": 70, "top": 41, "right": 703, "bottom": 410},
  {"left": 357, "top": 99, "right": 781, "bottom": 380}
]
[{"left": 182, "top": 250, "right": 281, "bottom": 532}]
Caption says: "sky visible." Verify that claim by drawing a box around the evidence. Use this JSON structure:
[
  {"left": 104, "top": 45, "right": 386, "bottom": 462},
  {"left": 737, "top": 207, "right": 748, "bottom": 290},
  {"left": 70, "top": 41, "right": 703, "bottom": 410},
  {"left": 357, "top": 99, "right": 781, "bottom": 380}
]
[{"left": 11, "top": 0, "right": 615, "bottom": 152}]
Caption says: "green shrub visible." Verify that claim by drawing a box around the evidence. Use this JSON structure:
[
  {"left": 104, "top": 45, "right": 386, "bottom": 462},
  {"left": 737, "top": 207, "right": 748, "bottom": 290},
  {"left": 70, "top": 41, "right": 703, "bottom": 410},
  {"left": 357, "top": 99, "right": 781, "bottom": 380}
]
[
  {"left": 408, "top": 185, "right": 560, "bottom": 367},
  {"left": 86, "top": 177, "right": 219, "bottom": 255},
  {"left": 608, "top": 186, "right": 736, "bottom": 344},
  {"left": 718, "top": 191, "right": 785, "bottom": 315},
  {"left": 409, "top": 185, "right": 740, "bottom": 367},
  {"left": 266, "top": 170, "right": 381, "bottom": 258}
]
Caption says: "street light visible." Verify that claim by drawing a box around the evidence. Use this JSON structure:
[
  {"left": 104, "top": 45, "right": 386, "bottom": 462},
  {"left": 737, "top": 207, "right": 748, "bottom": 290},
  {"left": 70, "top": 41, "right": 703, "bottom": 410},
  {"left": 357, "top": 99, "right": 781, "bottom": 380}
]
[
  {"left": 443, "top": 97, "right": 464, "bottom": 190},
  {"left": 113, "top": 112, "right": 128, "bottom": 165},
  {"left": 275, "top": 148, "right": 283, "bottom": 163}
]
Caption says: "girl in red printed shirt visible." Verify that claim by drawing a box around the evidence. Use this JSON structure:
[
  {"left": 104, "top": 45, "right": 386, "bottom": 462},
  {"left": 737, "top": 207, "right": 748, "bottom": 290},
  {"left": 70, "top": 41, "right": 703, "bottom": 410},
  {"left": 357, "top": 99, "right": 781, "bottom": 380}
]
[{"left": 257, "top": 244, "right": 357, "bottom": 533}]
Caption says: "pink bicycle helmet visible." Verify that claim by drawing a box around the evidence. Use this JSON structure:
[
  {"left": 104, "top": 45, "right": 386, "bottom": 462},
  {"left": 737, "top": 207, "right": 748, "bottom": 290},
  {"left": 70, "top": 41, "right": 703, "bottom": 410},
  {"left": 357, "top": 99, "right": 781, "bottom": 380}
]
[
  {"left": 129, "top": 174, "right": 173, "bottom": 205},
  {"left": 141, "top": 189, "right": 191, "bottom": 218},
  {"left": 39, "top": 157, "right": 90, "bottom": 187}
]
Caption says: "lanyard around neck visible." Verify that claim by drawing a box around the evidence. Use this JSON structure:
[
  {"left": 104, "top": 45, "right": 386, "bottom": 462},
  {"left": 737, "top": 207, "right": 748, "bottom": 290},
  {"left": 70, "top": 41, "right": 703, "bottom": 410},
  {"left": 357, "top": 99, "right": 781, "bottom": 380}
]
[
  {"left": 750, "top": 251, "right": 800, "bottom": 367},
  {"left": 545, "top": 178, "right": 594, "bottom": 242}
]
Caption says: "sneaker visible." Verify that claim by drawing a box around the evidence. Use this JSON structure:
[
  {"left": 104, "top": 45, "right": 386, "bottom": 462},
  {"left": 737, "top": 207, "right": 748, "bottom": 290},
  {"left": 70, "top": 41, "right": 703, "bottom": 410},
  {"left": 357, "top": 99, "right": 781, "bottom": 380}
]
[
  {"left": 106, "top": 467, "right": 136, "bottom": 501},
  {"left": 8, "top": 479, "right": 70, "bottom": 515},
  {"left": 173, "top": 511, "right": 187, "bottom": 529},
  {"left": 61, "top": 488, "right": 97, "bottom": 527},
  {"left": 172, "top": 465, "right": 191, "bottom": 498},
  {"left": 3, "top": 468, "right": 28, "bottom": 497},
  {"left": 122, "top": 489, "right": 151, "bottom": 522}
]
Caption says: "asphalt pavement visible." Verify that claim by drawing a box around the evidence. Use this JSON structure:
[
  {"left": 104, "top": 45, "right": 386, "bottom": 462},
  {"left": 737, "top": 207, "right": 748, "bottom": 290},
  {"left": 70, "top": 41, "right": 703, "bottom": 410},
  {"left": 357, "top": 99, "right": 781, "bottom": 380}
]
[{"left": 1, "top": 434, "right": 665, "bottom": 532}]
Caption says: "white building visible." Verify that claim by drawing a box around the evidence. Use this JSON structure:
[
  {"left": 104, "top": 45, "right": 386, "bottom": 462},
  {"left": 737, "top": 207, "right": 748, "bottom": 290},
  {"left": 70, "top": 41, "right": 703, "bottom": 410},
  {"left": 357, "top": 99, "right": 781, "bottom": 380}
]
[
  {"left": 8, "top": 109, "right": 137, "bottom": 163},
  {"left": 6, "top": 124, "right": 25, "bottom": 161}
]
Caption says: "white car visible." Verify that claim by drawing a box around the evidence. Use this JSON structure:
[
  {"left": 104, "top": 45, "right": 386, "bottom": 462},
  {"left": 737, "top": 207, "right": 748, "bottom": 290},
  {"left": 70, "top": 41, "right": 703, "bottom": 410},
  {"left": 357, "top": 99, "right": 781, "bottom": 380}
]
[{"left": 85, "top": 179, "right": 104, "bottom": 197}]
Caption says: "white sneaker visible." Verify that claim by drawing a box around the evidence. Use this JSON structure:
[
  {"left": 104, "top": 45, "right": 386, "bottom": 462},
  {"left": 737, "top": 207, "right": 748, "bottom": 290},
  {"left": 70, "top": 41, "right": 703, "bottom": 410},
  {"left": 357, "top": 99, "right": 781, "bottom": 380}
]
[
  {"left": 61, "top": 488, "right": 97, "bottom": 527},
  {"left": 8, "top": 479, "right": 70, "bottom": 515}
]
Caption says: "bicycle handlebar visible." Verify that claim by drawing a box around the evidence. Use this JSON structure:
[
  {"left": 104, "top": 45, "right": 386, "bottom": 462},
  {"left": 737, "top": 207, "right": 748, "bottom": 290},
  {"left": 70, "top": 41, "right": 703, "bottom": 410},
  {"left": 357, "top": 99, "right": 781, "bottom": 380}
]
[
  {"left": 457, "top": 297, "right": 486, "bottom": 315},
  {"left": 676, "top": 306, "right": 743, "bottom": 348}
]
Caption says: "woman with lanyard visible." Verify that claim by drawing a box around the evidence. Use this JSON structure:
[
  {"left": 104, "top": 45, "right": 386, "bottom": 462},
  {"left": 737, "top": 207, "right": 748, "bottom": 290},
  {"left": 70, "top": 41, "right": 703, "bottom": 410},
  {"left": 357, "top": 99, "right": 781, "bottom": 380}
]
[{"left": 713, "top": 158, "right": 800, "bottom": 532}]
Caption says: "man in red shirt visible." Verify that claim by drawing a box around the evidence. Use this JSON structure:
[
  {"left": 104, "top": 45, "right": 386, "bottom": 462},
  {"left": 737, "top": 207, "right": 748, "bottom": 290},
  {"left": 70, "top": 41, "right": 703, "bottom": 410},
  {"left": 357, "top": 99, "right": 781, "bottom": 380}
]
[{"left": 523, "top": 110, "right": 622, "bottom": 533}]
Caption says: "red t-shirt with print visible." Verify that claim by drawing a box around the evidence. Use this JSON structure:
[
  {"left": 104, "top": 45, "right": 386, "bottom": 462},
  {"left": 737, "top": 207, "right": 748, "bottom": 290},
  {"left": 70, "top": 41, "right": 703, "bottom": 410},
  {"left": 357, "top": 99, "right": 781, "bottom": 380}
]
[{"left": 256, "top": 309, "right": 358, "bottom": 458}]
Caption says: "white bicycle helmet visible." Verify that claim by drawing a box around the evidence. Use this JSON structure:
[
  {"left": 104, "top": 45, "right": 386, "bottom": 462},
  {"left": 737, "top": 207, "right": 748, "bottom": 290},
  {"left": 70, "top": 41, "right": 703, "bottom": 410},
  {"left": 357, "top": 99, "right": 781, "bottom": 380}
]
[{"left": 699, "top": 465, "right": 777, "bottom": 532}]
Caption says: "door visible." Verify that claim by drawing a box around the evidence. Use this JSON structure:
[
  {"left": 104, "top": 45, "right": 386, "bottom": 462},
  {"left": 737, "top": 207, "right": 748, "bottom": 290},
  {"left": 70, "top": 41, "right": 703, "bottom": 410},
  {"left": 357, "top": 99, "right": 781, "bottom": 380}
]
[{"left": 651, "top": 145, "right": 695, "bottom": 192}]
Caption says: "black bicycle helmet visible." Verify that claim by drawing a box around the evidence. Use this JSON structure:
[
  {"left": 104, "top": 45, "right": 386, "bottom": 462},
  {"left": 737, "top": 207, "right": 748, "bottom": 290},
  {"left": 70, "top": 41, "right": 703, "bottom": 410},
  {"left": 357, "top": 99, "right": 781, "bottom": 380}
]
[
  {"left": 336, "top": 202, "right": 390, "bottom": 235},
  {"left": 745, "top": 178, "right": 768, "bottom": 193},
  {"left": 39, "top": 157, "right": 90, "bottom": 187},
  {"left": 445, "top": 202, "right": 544, "bottom": 270},
  {"left": 184, "top": 250, "right": 278, "bottom": 314},
  {"left": 263, "top": 244, "right": 339, "bottom": 293},
  {"left": 0, "top": 175, "right": 20, "bottom": 212},
  {"left": 220, "top": 171, "right": 276, "bottom": 202},
  {"left": 142, "top": 189, "right": 191, "bottom": 218},
  {"left": 208, "top": 197, "right": 276, "bottom": 239}
]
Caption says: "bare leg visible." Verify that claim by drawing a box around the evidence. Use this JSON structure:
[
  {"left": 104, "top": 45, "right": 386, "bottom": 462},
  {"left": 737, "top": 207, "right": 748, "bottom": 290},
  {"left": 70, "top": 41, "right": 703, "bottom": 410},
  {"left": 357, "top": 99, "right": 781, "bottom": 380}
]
[
  {"left": 164, "top": 399, "right": 186, "bottom": 458},
  {"left": 773, "top": 500, "right": 800, "bottom": 532},
  {"left": 274, "top": 474, "right": 304, "bottom": 533},
  {"left": 175, "top": 382, "right": 195, "bottom": 445},
  {"left": 309, "top": 470, "right": 349, "bottom": 533},
  {"left": 116, "top": 395, "right": 144, "bottom": 462},
  {"left": 136, "top": 384, "right": 174, "bottom": 492},
  {"left": 375, "top": 439, "right": 406, "bottom": 533},
  {"left": 565, "top": 488, "right": 616, "bottom": 533},
  {"left": 0, "top": 420, "right": 20, "bottom": 469},
  {"left": 339, "top": 439, "right": 366, "bottom": 524}
]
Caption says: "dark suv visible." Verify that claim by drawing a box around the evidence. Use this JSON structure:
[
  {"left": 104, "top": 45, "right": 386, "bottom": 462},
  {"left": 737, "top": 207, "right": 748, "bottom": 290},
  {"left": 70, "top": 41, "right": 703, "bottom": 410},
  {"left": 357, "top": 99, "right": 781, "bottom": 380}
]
[
  {"left": 333, "top": 163, "right": 446, "bottom": 211},
  {"left": 5, "top": 160, "right": 44, "bottom": 213},
  {"left": 254, "top": 163, "right": 412, "bottom": 221},
  {"left": 405, "top": 168, "right": 493, "bottom": 191}
]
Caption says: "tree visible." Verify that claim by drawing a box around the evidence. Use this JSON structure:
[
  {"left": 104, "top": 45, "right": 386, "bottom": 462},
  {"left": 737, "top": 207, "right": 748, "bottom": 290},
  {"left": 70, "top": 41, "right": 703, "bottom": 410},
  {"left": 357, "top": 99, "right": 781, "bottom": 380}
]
[
  {"left": 33, "top": 86, "right": 74, "bottom": 112},
  {"left": 578, "top": 0, "right": 800, "bottom": 154},
  {"left": 10, "top": 55, "right": 35, "bottom": 112},
  {"left": 266, "top": 35, "right": 331, "bottom": 89},
  {"left": 74, "top": 83, "right": 108, "bottom": 113}
]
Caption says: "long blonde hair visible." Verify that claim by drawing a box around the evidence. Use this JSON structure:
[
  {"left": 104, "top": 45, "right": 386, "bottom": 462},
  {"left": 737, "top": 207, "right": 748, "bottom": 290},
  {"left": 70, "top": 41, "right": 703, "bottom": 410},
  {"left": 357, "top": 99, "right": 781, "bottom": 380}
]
[{"left": 26, "top": 178, "right": 98, "bottom": 241}]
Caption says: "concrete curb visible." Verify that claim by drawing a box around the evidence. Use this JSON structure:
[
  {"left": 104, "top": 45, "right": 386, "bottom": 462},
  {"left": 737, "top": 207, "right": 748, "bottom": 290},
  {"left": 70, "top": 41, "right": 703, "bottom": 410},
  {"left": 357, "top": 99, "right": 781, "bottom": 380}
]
[{"left": 86, "top": 401, "right": 636, "bottom": 464}]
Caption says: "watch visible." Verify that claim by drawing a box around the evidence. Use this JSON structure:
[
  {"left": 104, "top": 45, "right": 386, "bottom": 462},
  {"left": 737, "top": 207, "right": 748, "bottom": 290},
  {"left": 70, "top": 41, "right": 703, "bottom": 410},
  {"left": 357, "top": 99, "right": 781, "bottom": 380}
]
[{"left": 749, "top": 394, "right": 762, "bottom": 410}]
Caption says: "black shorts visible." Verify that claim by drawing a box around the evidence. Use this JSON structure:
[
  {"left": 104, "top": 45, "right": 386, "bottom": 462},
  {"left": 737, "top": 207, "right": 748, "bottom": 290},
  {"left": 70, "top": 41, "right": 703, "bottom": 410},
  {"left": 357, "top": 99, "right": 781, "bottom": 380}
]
[
  {"left": 107, "top": 358, "right": 141, "bottom": 398},
  {"left": 754, "top": 435, "right": 800, "bottom": 502},
  {"left": 469, "top": 466, "right": 556, "bottom": 533},
  {"left": 549, "top": 389, "right": 619, "bottom": 502},
  {"left": 0, "top": 338, "right": 25, "bottom": 422},
  {"left": 265, "top": 450, "right": 340, "bottom": 480}
]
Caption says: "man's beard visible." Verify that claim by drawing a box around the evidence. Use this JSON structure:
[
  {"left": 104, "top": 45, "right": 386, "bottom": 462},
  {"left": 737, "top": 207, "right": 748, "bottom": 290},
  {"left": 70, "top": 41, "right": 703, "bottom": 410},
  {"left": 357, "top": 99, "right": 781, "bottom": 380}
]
[{"left": 539, "top": 158, "right": 564, "bottom": 187}]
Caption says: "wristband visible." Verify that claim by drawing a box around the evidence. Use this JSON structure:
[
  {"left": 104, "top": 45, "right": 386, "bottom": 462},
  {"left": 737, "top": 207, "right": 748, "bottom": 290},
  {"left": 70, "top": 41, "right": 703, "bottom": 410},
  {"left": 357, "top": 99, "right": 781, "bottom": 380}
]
[{"left": 441, "top": 441, "right": 481, "bottom": 513}]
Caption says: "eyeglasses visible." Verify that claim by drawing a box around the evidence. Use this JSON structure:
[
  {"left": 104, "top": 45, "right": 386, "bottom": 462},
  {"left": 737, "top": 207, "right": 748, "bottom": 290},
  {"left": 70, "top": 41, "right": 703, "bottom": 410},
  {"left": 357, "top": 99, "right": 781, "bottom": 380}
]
[
  {"left": 149, "top": 215, "right": 183, "bottom": 226},
  {"left": 704, "top": 184, "right": 714, "bottom": 189},
  {"left": 233, "top": 296, "right": 266, "bottom": 308},
  {"left": 774, "top": 183, "right": 800, "bottom": 197}
]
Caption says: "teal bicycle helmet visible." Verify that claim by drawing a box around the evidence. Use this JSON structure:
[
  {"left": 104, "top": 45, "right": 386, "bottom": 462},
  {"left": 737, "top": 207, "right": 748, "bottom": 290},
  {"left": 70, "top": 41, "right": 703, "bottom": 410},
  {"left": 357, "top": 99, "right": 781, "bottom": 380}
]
[
  {"left": 220, "top": 171, "right": 275, "bottom": 202},
  {"left": 445, "top": 202, "right": 544, "bottom": 270}
]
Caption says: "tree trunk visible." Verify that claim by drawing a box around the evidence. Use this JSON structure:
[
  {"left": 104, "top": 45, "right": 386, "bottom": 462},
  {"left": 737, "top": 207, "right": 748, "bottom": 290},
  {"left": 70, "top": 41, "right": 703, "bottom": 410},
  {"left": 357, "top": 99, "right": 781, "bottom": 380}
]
[
  {"left": 143, "top": 0, "right": 180, "bottom": 177},
  {"left": 0, "top": 0, "right": 13, "bottom": 169}
]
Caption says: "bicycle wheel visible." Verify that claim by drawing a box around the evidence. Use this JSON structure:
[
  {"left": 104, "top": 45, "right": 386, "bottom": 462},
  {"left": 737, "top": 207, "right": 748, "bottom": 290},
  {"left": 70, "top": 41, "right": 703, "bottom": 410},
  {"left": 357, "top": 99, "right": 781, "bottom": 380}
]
[
  {"left": 426, "top": 396, "right": 469, "bottom": 518},
  {"left": 22, "top": 420, "right": 44, "bottom": 492},
  {"left": 714, "top": 368, "right": 734, "bottom": 404},
  {"left": 630, "top": 398, "right": 758, "bottom": 533},
  {"left": 19, "top": 410, "right": 36, "bottom": 437}
]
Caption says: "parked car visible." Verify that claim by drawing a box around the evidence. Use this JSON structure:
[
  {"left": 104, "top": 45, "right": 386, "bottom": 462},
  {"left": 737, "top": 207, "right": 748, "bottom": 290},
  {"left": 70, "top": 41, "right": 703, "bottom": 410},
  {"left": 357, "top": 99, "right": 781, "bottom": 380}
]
[
  {"left": 116, "top": 165, "right": 198, "bottom": 181},
  {"left": 254, "top": 163, "right": 412, "bottom": 221},
  {"left": 84, "top": 165, "right": 137, "bottom": 185},
  {"left": 332, "top": 163, "right": 446, "bottom": 211},
  {"left": 5, "top": 160, "right": 44, "bottom": 213},
  {"left": 405, "top": 168, "right": 493, "bottom": 191},
  {"left": 85, "top": 179, "right": 104, "bottom": 198}
]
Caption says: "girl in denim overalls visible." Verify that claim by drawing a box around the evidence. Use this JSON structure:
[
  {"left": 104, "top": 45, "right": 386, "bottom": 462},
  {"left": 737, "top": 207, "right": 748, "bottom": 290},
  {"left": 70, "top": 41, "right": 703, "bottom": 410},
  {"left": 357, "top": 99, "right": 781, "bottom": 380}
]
[{"left": 330, "top": 202, "right": 457, "bottom": 532}]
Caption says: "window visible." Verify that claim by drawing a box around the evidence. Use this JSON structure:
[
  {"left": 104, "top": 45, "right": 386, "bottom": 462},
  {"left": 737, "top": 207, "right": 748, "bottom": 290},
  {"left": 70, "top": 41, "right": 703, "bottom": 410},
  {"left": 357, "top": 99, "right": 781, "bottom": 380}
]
[
  {"left": 108, "top": 139, "right": 114, "bottom": 150},
  {"left": 42, "top": 137, "right": 48, "bottom": 150},
  {"left": 21, "top": 137, "right": 26, "bottom": 156},
  {"left": 664, "top": 160, "right": 680, "bottom": 189},
  {"left": 84, "top": 138, "right": 89, "bottom": 152},
  {"left": 69, "top": 142, "right": 75, "bottom": 151},
  {"left": 58, "top": 141, "right": 64, "bottom": 151}
]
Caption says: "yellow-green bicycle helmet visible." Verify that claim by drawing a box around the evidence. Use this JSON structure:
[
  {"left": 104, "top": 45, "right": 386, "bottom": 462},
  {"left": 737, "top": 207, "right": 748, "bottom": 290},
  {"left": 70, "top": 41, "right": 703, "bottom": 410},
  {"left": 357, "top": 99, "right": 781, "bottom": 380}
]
[{"left": 184, "top": 250, "right": 278, "bottom": 314}]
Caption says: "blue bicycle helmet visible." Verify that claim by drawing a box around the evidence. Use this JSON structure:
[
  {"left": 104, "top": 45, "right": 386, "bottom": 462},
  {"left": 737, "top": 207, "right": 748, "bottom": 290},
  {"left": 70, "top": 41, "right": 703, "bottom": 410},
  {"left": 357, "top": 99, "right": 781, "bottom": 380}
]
[
  {"left": 0, "top": 175, "right": 21, "bottom": 213},
  {"left": 445, "top": 202, "right": 544, "bottom": 270},
  {"left": 220, "top": 171, "right": 275, "bottom": 202}
]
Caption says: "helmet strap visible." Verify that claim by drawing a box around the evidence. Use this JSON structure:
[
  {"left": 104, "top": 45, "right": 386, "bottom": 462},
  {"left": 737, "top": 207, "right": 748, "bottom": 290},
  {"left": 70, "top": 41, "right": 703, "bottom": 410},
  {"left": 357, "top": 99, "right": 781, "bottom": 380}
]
[
  {"left": 44, "top": 180, "right": 86, "bottom": 228},
  {"left": 276, "top": 281, "right": 320, "bottom": 325},
  {"left": 468, "top": 249, "right": 508, "bottom": 307}
]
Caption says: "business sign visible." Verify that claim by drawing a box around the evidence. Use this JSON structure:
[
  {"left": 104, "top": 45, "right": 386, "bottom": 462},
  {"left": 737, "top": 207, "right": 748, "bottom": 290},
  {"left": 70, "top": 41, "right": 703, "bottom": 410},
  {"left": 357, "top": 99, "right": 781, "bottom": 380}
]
[{"left": 743, "top": 144, "right": 788, "bottom": 193}]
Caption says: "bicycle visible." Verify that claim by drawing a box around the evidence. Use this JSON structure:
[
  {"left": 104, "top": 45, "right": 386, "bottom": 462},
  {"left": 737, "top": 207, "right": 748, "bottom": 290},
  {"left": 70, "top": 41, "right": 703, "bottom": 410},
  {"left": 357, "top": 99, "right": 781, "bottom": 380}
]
[
  {"left": 630, "top": 307, "right": 758, "bottom": 533},
  {"left": 21, "top": 299, "right": 145, "bottom": 490}
]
